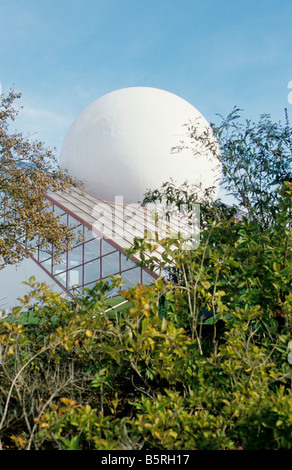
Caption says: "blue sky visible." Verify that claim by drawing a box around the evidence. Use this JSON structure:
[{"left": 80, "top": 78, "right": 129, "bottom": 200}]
[{"left": 1, "top": 0, "right": 292, "bottom": 154}]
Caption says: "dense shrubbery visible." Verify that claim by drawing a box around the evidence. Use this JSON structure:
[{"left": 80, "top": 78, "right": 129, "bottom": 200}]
[
  {"left": 0, "top": 107, "right": 291, "bottom": 450},
  {"left": 0, "top": 182, "right": 291, "bottom": 450}
]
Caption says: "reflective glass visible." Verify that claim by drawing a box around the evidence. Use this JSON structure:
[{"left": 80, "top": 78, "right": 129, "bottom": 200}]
[
  {"left": 68, "top": 265, "right": 83, "bottom": 288},
  {"left": 121, "top": 253, "right": 136, "bottom": 271},
  {"left": 54, "top": 271, "right": 67, "bottom": 287},
  {"left": 102, "top": 251, "right": 119, "bottom": 277},
  {"left": 82, "top": 280, "right": 100, "bottom": 291},
  {"left": 68, "top": 215, "right": 80, "bottom": 229},
  {"left": 106, "top": 287, "right": 120, "bottom": 298},
  {"left": 84, "top": 259, "right": 100, "bottom": 285},
  {"left": 59, "top": 213, "right": 68, "bottom": 226},
  {"left": 70, "top": 224, "right": 84, "bottom": 246},
  {"left": 40, "top": 258, "right": 52, "bottom": 274},
  {"left": 45, "top": 188, "right": 186, "bottom": 295},
  {"left": 68, "top": 244, "right": 83, "bottom": 269},
  {"left": 84, "top": 226, "right": 96, "bottom": 242},
  {"left": 53, "top": 205, "right": 65, "bottom": 216},
  {"left": 102, "top": 239, "right": 117, "bottom": 255},
  {"left": 53, "top": 251, "right": 67, "bottom": 274},
  {"left": 121, "top": 267, "right": 141, "bottom": 289},
  {"left": 142, "top": 269, "right": 156, "bottom": 285},
  {"left": 84, "top": 239, "right": 101, "bottom": 262},
  {"left": 38, "top": 245, "right": 52, "bottom": 262}
]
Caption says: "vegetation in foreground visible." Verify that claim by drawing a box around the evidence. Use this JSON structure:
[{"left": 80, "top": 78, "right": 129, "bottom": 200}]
[
  {"left": 0, "top": 102, "right": 291, "bottom": 450},
  {"left": 0, "top": 181, "right": 291, "bottom": 450}
]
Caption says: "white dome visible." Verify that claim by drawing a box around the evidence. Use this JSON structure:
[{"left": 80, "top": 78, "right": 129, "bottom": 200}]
[{"left": 60, "top": 87, "right": 221, "bottom": 203}]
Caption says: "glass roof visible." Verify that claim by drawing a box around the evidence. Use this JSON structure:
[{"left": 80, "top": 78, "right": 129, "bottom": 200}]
[
  {"left": 30, "top": 185, "right": 200, "bottom": 298},
  {"left": 46, "top": 185, "right": 199, "bottom": 260}
]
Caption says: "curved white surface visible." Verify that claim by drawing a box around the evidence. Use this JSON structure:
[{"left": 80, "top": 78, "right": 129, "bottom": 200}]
[
  {"left": 60, "top": 87, "right": 221, "bottom": 203},
  {"left": 0, "top": 258, "right": 65, "bottom": 312}
]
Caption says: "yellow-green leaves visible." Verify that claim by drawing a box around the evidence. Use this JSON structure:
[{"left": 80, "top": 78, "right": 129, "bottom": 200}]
[{"left": 0, "top": 90, "right": 79, "bottom": 267}]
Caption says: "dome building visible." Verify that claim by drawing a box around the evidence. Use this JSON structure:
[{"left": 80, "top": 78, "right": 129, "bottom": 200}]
[
  {"left": 0, "top": 87, "right": 221, "bottom": 311},
  {"left": 60, "top": 86, "right": 220, "bottom": 203}
]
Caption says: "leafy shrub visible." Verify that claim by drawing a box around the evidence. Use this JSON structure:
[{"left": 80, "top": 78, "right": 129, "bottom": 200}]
[{"left": 0, "top": 184, "right": 291, "bottom": 450}]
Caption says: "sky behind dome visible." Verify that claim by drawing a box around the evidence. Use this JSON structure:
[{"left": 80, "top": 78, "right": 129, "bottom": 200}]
[{"left": 1, "top": 0, "right": 292, "bottom": 154}]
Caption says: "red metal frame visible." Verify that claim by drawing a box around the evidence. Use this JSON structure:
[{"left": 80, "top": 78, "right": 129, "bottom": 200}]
[{"left": 30, "top": 187, "right": 160, "bottom": 297}]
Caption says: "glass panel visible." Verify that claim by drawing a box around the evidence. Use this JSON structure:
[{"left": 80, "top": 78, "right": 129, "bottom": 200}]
[
  {"left": 53, "top": 205, "right": 65, "bottom": 216},
  {"left": 68, "top": 244, "right": 83, "bottom": 269},
  {"left": 44, "top": 201, "right": 53, "bottom": 212},
  {"left": 61, "top": 194, "right": 91, "bottom": 214},
  {"left": 68, "top": 265, "right": 83, "bottom": 288},
  {"left": 82, "top": 280, "right": 100, "bottom": 291},
  {"left": 102, "top": 239, "right": 116, "bottom": 255},
  {"left": 53, "top": 251, "right": 67, "bottom": 274},
  {"left": 38, "top": 245, "right": 52, "bottom": 262},
  {"left": 54, "top": 271, "right": 67, "bottom": 287},
  {"left": 142, "top": 269, "right": 156, "bottom": 285},
  {"left": 84, "top": 259, "right": 100, "bottom": 285},
  {"left": 70, "top": 224, "right": 84, "bottom": 246},
  {"left": 121, "top": 267, "right": 141, "bottom": 289},
  {"left": 106, "top": 287, "right": 120, "bottom": 298},
  {"left": 59, "top": 213, "right": 68, "bottom": 226},
  {"left": 84, "top": 238, "right": 101, "bottom": 262},
  {"left": 83, "top": 279, "right": 109, "bottom": 296},
  {"left": 102, "top": 251, "right": 119, "bottom": 277},
  {"left": 40, "top": 258, "right": 52, "bottom": 274},
  {"left": 84, "top": 226, "right": 96, "bottom": 242},
  {"left": 121, "top": 254, "right": 136, "bottom": 271},
  {"left": 68, "top": 215, "right": 80, "bottom": 229}
]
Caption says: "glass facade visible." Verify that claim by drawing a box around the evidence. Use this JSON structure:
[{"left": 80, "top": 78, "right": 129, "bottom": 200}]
[{"left": 31, "top": 186, "right": 159, "bottom": 297}]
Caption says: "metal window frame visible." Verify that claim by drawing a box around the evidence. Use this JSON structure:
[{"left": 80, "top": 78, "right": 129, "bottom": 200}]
[{"left": 30, "top": 186, "right": 160, "bottom": 298}]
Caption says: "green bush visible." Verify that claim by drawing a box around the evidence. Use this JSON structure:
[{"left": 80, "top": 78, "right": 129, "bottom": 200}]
[{"left": 0, "top": 184, "right": 291, "bottom": 450}]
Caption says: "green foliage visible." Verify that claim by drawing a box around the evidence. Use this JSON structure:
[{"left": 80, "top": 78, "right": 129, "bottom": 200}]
[
  {"left": 0, "top": 107, "right": 291, "bottom": 450},
  {"left": 213, "top": 108, "right": 292, "bottom": 227},
  {"left": 0, "top": 90, "right": 80, "bottom": 267},
  {"left": 0, "top": 184, "right": 291, "bottom": 450}
]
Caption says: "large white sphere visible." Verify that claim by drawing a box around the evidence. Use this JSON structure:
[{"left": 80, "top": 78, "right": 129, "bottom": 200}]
[{"left": 60, "top": 87, "right": 221, "bottom": 203}]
